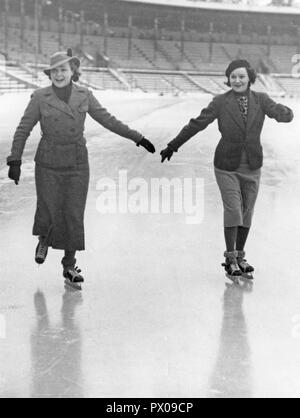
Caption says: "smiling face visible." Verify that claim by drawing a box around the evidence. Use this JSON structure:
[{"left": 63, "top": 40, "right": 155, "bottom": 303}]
[
  {"left": 50, "top": 62, "right": 73, "bottom": 88},
  {"left": 229, "top": 67, "right": 250, "bottom": 93}
]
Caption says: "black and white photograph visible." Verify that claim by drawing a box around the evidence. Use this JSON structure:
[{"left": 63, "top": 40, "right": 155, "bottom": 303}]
[{"left": 0, "top": 0, "right": 300, "bottom": 400}]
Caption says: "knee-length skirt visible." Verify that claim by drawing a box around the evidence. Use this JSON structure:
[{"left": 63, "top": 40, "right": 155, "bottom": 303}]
[
  {"left": 33, "top": 163, "right": 90, "bottom": 251},
  {"left": 214, "top": 163, "right": 261, "bottom": 228}
]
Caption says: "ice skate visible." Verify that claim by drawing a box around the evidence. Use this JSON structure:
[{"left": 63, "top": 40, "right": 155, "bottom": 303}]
[
  {"left": 222, "top": 251, "right": 242, "bottom": 285},
  {"left": 237, "top": 251, "right": 254, "bottom": 280},
  {"left": 63, "top": 266, "right": 84, "bottom": 291},
  {"left": 35, "top": 237, "right": 48, "bottom": 265}
]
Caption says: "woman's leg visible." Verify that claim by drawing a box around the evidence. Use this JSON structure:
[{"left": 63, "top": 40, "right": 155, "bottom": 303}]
[
  {"left": 236, "top": 226, "right": 250, "bottom": 252},
  {"left": 236, "top": 169, "right": 261, "bottom": 275},
  {"left": 62, "top": 250, "right": 84, "bottom": 285},
  {"left": 238, "top": 169, "right": 261, "bottom": 251},
  {"left": 236, "top": 227, "right": 254, "bottom": 274},
  {"left": 35, "top": 235, "right": 49, "bottom": 264},
  {"left": 223, "top": 228, "right": 241, "bottom": 277},
  {"left": 215, "top": 168, "right": 243, "bottom": 251},
  {"left": 215, "top": 168, "right": 244, "bottom": 276},
  {"left": 62, "top": 250, "right": 76, "bottom": 270},
  {"left": 224, "top": 226, "right": 238, "bottom": 252}
]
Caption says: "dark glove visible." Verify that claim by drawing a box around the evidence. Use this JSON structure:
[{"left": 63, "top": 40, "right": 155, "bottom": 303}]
[
  {"left": 8, "top": 160, "right": 21, "bottom": 185},
  {"left": 160, "top": 146, "right": 175, "bottom": 163},
  {"left": 137, "top": 137, "right": 156, "bottom": 154}
]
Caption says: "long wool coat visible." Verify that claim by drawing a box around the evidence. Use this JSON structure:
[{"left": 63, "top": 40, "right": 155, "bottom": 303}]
[
  {"left": 168, "top": 90, "right": 294, "bottom": 171},
  {"left": 8, "top": 84, "right": 144, "bottom": 251}
]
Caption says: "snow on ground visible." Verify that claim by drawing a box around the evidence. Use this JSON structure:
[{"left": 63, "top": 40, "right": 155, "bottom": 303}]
[{"left": 1, "top": 89, "right": 300, "bottom": 398}]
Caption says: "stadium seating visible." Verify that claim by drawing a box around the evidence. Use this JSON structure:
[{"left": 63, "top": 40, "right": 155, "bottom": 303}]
[
  {"left": 1, "top": 23, "right": 297, "bottom": 74},
  {"left": 1, "top": 2, "right": 300, "bottom": 95},
  {"left": 81, "top": 69, "right": 127, "bottom": 90},
  {"left": 190, "top": 74, "right": 226, "bottom": 95},
  {"left": 0, "top": 69, "right": 27, "bottom": 93},
  {"left": 275, "top": 76, "right": 300, "bottom": 96},
  {"left": 269, "top": 45, "right": 297, "bottom": 74},
  {"left": 123, "top": 71, "right": 174, "bottom": 93}
]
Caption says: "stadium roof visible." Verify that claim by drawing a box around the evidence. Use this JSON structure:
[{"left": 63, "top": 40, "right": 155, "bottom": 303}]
[{"left": 118, "top": 0, "right": 300, "bottom": 15}]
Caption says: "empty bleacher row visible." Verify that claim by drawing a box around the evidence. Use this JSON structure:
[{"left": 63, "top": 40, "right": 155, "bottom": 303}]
[
  {"left": 1, "top": 23, "right": 299, "bottom": 96},
  {"left": 0, "top": 65, "right": 28, "bottom": 93},
  {"left": 0, "top": 27, "right": 298, "bottom": 75},
  {"left": 274, "top": 76, "right": 300, "bottom": 95},
  {"left": 1, "top": 63, "right": 300, "bottom": 97}
]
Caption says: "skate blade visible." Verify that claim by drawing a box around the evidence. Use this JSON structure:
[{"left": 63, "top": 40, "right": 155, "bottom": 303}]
[
  {"left": 64, "top": 279, "right": 82, "bottom": 291},
  {"left": 225, "top": 273, "right": 242, "bottom": 285},
  {"left": 241, "top": 272, "right": 254, "bottom": 281}
]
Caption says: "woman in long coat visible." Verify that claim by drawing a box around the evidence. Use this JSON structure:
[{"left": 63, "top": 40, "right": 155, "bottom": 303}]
[
  {"left": 161, "top": 59, "right": 293, "bottom": 281},
  {"left": 7, "top": 50, "right": 155, "bottom": 287}
]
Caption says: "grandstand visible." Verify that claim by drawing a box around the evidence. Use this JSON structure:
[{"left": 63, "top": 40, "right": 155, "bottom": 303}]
[{"left": 1, "top": 0, "right": 300, "bottom": 95}]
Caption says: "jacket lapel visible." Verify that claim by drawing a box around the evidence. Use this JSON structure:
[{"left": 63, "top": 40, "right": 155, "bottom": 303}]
[
  {"left": 225, "top": 91, "right": 246, "bottom": 132},
  {"left": 41, "top": 86, "right": 75, "bottom": 118},
  {"left": 246, "top": 90, "right": 260, "bottom": 132},
  {"left": 68, "top": 85, "right": 89, "bottom": 113}
]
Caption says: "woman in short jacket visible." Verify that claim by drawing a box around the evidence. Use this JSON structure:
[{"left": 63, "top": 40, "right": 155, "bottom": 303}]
[
  {"left": 161, "top": 60, "right": 293, "bottom": 280},
  {"left": 7, "top": 50, "right": 156, "bottom": 288}
]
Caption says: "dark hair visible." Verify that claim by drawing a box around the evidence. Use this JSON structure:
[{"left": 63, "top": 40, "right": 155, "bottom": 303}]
[
  {"left": 225, "top": 68, "right": 256, "bottom": 87},
  {"left": 225, "top": 60, "right": 257, "bottom": 87},
  {"left": 70, "top": 60, "right": 81, "bottom": 82},
  {"left": 46, "top": 60, "right": 81, "bottom": 82}
]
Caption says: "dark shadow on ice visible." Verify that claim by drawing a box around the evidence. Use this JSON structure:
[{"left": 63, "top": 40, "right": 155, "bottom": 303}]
[
  {"left": 208, "top": 280, "right": 253, "bottom": 398},
  {"left": 30, "top": 289, "right": 83, "bottom": 398}
]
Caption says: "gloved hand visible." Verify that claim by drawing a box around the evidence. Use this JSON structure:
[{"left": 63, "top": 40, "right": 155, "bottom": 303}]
[
  {"left": 160, "top": 146, "right": 175, "bottom": 163},
  {"left": 137, "top": 137, "right": 156, "bottom": 154},
  {"left": 8, "top": 160, "right": 21, "bottom": 185}
]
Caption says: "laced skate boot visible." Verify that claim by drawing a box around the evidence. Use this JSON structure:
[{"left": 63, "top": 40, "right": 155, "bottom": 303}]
[
  {"left": 63, "top": 266, "right": 84, "bottom": 291},
  {"left": 222, "top": 251, "right": 242, "bottom": 284},
  {"left": 35, "top": 237, "right": 49, "bottom": 265},
  {"left": 237, "top": 250, "right": 254, "bottom": 280}
]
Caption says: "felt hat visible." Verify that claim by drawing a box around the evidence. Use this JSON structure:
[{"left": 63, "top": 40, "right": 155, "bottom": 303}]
[{"left": 44, "top": 49, "right": 80, "bottom": 76}]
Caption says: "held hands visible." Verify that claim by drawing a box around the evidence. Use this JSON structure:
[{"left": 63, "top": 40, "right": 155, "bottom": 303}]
[
  {"left": 137, "top": 137, "right": 156, "bottom": 154},
  {"left": 8, "top": 161, "right": 21, "bottom": 185},
  {"left": 160, "top": 146, "right": 175, "bottom": 163}
]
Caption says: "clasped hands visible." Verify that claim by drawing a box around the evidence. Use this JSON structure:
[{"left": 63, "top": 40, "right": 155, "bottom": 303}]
[
  {"left": 8, "top": 139, "right": 176, "bottom": 185},
  {"left": 138, "top": 138, "right": 176, "bottom": 163}
]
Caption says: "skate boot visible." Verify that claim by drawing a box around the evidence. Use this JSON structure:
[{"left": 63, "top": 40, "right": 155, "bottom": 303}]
[
  {"left": 63, "top": 266, "right": 84, "bottom": 291},
  {"left": 222, "top": 251, "right": 242, "bottom": 285},
  {"left": 35, "top": 237, "right": 49, "bottom": 265},
  {"left": 237, "top": 251, "right": 254, "bottom": 280}
]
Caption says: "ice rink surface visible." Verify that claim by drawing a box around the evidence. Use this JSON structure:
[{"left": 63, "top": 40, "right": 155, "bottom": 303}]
[{"left": 1, "top": 90, "right": 300, "bottom": 398}]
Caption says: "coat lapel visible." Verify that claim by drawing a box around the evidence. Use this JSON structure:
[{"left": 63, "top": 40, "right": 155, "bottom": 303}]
[
  {"left": 246, "top": 90, "right": 260, "bottom": 132},
  {"left": 68, "top": 85, "right": 89, "bottom": 113},
  {"left": 41, "top": 86, "right": 75, "bottom": 118},
  {"left": 225, "top": 91, "right": 246, "bottom": 132}
]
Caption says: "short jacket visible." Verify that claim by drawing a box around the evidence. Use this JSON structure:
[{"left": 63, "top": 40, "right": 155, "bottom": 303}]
[{"left": 168, "top": 89, "right": 294, "bottom": 171}]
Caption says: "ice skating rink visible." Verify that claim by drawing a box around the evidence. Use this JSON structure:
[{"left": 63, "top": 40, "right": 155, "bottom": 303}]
[{"left": 1, "top": 90, "right": 300, "bottom": 398}]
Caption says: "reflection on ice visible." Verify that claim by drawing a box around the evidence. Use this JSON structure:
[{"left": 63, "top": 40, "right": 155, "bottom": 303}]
[
  {"left": 31, "top": 290, "right": 83, "bottom": 398},
  {"left": 209, "top": 281, "right": 253, "bottom": 398}
]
